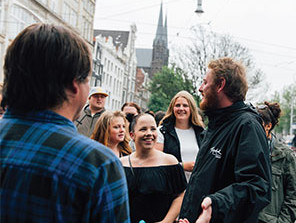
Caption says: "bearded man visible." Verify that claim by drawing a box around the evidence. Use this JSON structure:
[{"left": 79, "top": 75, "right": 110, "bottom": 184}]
[{"left": 179, "top": 57, "right": 271, "bottom": 223}]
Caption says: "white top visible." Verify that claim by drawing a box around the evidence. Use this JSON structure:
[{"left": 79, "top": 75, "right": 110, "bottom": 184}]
[
  {"left": 157, "top": 126, "right": 199, "bottom": 161},
  {"left": 157, "top": 126, "right": 199, "bottom": 181}
]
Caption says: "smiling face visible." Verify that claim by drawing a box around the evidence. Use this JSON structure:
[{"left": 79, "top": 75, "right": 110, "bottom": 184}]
[
  {"left": 109, "top": 116, "right": 126, "bottom": 145},
  {"left": 173, "top": 97, "right": 191, "bottom": 121},
  {"left": 199, "top": 69, "right": 219, "bottom": 111},
  {"left": 132, "top": 114, "right": 157, "bottom": 151}
]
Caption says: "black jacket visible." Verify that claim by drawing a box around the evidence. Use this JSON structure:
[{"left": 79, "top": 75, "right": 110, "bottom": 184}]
[
  {"left": 180, "top": 101, "right": 272, "bottom": 223},
  {"left": 159, "top": 117, "right": 203, "bottom": 162}
]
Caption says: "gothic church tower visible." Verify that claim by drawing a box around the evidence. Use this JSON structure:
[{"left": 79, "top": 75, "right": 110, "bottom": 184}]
[{"left": 150, "top": 2, "right": 169, "bottom": 78}]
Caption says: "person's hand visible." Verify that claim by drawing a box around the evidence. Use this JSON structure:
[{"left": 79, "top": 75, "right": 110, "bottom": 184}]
[
  {"left": 195, "top": 197, "right": 212, "bottom": 223},
  {"left": 178, "top": 219, "right": 190, "bottom": 223},
  {"left": 183, "top": 161, "right": 195, "bottom": 172}
]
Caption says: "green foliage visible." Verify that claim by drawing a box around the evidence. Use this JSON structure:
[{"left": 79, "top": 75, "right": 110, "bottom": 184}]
[
  {"left": 271, "top": 82, "right": 296, "bottom": 134},
  {"left": 148, "top": 66, "right": 199, "bottom": 113}
]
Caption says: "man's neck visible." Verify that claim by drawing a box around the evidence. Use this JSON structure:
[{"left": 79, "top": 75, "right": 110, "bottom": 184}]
[
  {"left": 217, "top": 94, "right": 233, "bottom": 109},
  {"left": 90, "top": 107, "right": 104, "bottom": 116},
  {"left": 50, "top": 103, "right": 75, "bottom": 122}
]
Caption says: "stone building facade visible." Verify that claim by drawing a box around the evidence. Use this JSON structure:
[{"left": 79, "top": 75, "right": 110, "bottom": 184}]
[{"left": 0, "top": 0, "right": 95, "bottom": 82}]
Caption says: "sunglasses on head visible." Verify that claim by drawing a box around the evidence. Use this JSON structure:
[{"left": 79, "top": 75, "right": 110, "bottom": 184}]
[{"left": 257, "top": 104, "right": 268, "bottom": 110}]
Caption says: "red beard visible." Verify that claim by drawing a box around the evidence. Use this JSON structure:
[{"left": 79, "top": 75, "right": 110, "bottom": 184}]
[{"left": 200, "top": 85, "right": 219, "bottom": 111}]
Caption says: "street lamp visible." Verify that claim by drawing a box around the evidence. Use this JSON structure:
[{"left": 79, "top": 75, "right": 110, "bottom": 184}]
[{"left": 195, "top": 0, "right": 204, "bottom": 14}]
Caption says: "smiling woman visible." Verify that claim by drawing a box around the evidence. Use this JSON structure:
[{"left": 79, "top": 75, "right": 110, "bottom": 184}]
[
  {"left": 155, "top": 90, "right": 204, "bottom": 181},
  {"left": 120, "top": 113, "right": 187, "bottom": 223}
]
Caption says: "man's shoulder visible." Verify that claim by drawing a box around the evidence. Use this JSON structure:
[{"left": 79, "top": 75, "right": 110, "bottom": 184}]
[
  {"left": 75, "top": 105, "right": 91, "bottom": 120},
  {"left": 57, "top": 130, "right": 117, "bottom": 164},
  {"left": 41, "top": 130, "right": 122, "bottom": 187},
  {"left": 230, "top": 107, "right": 261, "bottom": 126}
]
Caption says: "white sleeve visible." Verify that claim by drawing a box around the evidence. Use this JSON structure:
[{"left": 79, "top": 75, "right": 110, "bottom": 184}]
[{"left": 157, "top": 126, "right": 164, "bottom": 143}]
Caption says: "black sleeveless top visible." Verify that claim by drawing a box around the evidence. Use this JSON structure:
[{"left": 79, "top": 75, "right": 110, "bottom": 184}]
[{"left": 124, "top": 157, "right": 187, "bottom": 223}]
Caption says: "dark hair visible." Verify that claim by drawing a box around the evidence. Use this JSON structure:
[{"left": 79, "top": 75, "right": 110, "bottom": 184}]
[
  {"left": 257, "top": 101, "right": 281, "bottom": 133},
  {"left": 208, "top": 57, "right": 248, "bottom": 102},
  {"left": 130, "top": 113, "right": 155, "bottom": 132},
  {"left": 2, "top": 23, "right": 91, "bottom": 112},
  {"left": 121, "top": 102, "right": 141, "bottom": 114},
  {"left": 145, "top": 110, "right": 155, "bottom": 117},
  {"left": 154, "top": 110, "right": 165, "bottom": 126}
]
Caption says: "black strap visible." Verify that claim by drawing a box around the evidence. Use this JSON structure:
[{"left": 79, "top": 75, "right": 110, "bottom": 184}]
[
  {"left": 128, "top": 155, "right": 135, "bottom": 176},
  {"left": 75, "top": 113, "right": 87, "bottom": 127}
]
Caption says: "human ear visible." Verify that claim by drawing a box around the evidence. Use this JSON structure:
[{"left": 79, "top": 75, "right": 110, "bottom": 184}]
[
  {"left": 130, "top": 131, "right": 135, "bottom": 140},
  {"left": 217, "top": 77, "right": 226, "bottom": 93}
]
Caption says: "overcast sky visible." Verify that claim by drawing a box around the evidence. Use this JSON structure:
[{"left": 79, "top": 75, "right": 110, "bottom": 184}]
[{"left": 94, "top": 0, "right": 296, "bottom": 97}]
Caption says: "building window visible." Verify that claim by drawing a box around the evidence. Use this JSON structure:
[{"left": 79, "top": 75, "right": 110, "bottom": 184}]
[
  {"left": 50, "top": 0, "right": 58, "bottom": 14},
  {"left": 122, "top": 90, "right": 126, "bottom": 104},
  {"left": 9, "top": 4, "right": 41, "bottom": 39},
  {"left": 63, "top": 3, "right": 78, "bottom": 28}
]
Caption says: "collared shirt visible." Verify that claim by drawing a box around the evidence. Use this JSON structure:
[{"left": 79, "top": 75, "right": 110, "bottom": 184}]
[{"left": 0, "top": 109, "right": 130, "bottom": 223}]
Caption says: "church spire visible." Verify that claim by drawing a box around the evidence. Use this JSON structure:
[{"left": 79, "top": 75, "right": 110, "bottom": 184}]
[
  {"left": 164, "top": 12, "right": 168, "bottom": 48},
  {"left": 154, "top": 1, "right": 164, "bottom": 45},
  {"left": 151, "top": 1, "right": 169, "bottom": 78}
]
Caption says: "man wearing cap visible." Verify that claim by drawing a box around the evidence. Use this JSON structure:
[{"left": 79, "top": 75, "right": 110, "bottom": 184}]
[{"left": 75, "top": 86, "right": 108, "bottom": 137}]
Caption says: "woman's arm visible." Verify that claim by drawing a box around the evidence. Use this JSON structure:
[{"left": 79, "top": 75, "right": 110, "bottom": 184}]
[
  {"left": 156, "top": 191, "right": 185, "bottom": 223},
  {"left": 182, "top": 161, "right": 195, "bottom": 172}
]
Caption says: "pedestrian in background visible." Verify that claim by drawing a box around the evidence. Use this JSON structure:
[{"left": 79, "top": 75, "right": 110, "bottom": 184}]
[
  {"left": 0, "top": 23, "right": 130, "bottom": 223},
  {"left": 155, "top": 90, "right": 204, "bottom": 181},
  {"left": 154, "top": 110, "right": 166, "bottom": 126},
  {"left": 121, "top": 102, "right": 141, "bottom": 151},
  {"left": 121, "top": 113, "right": 187, "bottom": 223},
  {"left": 91, "top": 110, "right": 132, "bottom": 157},
  {"left": 121, "top": 102, "right": 141, "bottom": 131},
  {"left": 257, "top": 101, "right": 296, "bottom": 223},
  {"left": 75, "top": 86, "right": 108, "bottom": 137},
  {"left": 179, "top": 57, "right": 271, "bottom": 223}
]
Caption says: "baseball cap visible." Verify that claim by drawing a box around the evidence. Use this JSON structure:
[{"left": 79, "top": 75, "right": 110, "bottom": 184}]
[{"left": 88, "top": 87, "right": 108, "bottom": 98}]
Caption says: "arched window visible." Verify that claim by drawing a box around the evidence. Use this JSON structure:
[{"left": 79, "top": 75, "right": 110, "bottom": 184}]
[{"left": 9, "top": 3, "right": 42, "bottom": 39}]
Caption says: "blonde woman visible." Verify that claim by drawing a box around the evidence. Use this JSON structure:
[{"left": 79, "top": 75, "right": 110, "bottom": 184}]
[
  {"left": 155, "top": 90, "right": 204, "bottom": 181},
  {"left": 91, "top": 111, "right": 132, "bottom": 157}
]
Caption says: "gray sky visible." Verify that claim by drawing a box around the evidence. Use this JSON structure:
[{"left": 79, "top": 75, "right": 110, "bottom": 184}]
[{"left": 94, "top": 0, "right": 296, "bottom": 97}]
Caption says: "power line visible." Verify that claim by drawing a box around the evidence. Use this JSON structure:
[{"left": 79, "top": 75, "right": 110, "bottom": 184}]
[
  {"left": 235, "top": 35, "right": 296, "bottom": 51},
  {"left": 95, "top": 0, "right": 182, "bottom": 20},
  {"left": 95, "top": 16, "right": 296, "bottom": 53}
]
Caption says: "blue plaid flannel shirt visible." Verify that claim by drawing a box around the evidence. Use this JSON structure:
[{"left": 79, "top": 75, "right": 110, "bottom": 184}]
[{"left": 0, "top": 109, "right": 130, "bottom": 223}]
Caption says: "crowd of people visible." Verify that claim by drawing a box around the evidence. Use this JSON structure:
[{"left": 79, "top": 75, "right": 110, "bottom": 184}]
[{"left": 1, "top": 23, "right": 295, "bottom": 223}]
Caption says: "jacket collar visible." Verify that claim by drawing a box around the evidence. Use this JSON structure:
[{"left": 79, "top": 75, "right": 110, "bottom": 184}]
[
  {"left": 205, "top": 101, "right": 259, "bottom": 129},
  {"left": 84, "top": 104, "right": 105, "bottom": 117}
]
